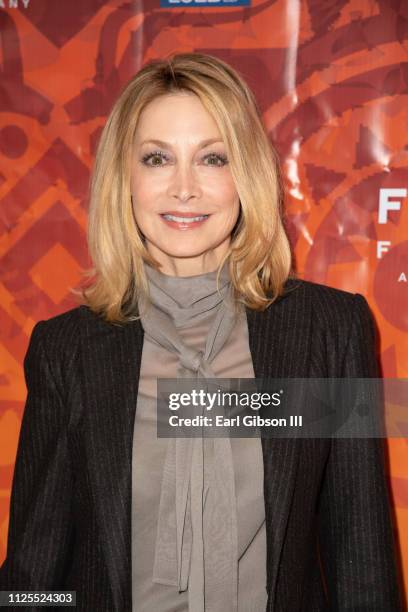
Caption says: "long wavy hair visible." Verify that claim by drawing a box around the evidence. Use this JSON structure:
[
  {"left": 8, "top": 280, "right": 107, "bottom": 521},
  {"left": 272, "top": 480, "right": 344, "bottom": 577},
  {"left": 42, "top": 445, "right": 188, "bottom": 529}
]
[{"left": 75, "top": 52, "right": 294, "bottom": 324}]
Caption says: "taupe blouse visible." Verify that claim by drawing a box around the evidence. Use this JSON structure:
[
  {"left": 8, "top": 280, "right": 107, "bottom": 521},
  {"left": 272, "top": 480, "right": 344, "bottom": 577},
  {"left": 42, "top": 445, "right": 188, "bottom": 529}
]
[{"left": 131, "top": 270, "right": 268, "bottom": 611}]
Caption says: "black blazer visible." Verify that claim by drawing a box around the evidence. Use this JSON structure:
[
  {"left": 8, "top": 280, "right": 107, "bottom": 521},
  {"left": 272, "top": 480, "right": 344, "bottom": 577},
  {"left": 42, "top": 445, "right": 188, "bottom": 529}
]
[{"left": 0, "top": 278, "right": 402, "bottom": 611}]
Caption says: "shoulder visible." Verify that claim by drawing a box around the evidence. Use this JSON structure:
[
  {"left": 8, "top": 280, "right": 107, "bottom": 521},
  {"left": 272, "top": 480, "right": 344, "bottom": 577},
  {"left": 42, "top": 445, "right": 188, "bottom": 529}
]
[
  {"left": 24, "top": 305, "right": 109, "bottom": 384},
  {"left": 28, "top": 305, "right": 88, "bottom": 354},
  {"left": 24, "top": 304, "right": 131, "bottom": 400},
  {"left": 277, "top": 278, "right": 376, "bottom": 351},
  {"left": 282, "top": 277, "right": 357, "bottom": 308},
  {"left": 26, "top": 302, "right": 131, "bottom": 364},
  {"left": 31, "top": 303, "right": 115, "bottom": 342},
  {"left": 277, "top": 278, "right": 377, "bottom": 376},
  {"left": 280, "top": 277, "right": 372, "bottom": 323}
]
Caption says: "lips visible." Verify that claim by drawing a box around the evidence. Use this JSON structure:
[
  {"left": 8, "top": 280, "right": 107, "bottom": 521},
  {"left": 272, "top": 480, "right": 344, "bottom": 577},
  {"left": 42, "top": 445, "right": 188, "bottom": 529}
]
[
  {"left": 161, "top": 211, "right": 210, "bottom": 217},
  {"left": 159, "top": 213, "right": 211, "bottom": 229}
]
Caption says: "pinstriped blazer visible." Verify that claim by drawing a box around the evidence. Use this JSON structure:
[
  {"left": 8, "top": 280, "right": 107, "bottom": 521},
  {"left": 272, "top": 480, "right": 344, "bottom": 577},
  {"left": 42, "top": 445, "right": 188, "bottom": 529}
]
[{"left": 0, "top": 278, "right": 402, "bottom": 611}]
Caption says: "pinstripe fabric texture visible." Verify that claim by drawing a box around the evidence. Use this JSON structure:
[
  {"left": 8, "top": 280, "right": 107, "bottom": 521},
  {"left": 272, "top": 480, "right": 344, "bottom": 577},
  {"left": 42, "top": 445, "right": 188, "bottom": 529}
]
[{"left": 0, "top": 278, "right": 402, "bottom": 611}]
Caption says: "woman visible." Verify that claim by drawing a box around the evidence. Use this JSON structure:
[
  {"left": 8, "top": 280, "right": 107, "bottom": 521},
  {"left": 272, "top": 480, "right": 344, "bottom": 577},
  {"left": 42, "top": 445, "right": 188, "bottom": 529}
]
[{"left": 0, "top": 53, "right": 401, "bottom": 611}]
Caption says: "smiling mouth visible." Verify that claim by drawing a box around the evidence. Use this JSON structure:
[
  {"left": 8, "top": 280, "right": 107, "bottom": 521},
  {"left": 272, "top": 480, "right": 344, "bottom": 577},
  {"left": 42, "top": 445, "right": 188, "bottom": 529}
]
[{"left": 160, "top": 213, "right": 210, "bottom": 222}]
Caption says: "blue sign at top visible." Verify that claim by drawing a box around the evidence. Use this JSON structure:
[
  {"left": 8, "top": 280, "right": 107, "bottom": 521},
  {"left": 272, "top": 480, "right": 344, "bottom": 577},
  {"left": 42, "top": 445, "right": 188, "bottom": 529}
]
[{"left": 161, "top": 0, "right": 251, "bottom": 7}]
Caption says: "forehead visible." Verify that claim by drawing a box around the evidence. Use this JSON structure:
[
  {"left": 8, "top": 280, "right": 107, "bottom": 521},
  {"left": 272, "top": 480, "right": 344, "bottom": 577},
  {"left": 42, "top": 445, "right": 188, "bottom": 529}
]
[{"left": 134, "top": 92, "right": 222, "bottom": 141}]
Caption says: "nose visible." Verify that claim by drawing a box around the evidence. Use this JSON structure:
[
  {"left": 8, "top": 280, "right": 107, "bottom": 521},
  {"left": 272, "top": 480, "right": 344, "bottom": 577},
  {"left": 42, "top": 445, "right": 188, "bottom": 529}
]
[{"left": 169, "top": 160, "right": 201, "bottom": 202}]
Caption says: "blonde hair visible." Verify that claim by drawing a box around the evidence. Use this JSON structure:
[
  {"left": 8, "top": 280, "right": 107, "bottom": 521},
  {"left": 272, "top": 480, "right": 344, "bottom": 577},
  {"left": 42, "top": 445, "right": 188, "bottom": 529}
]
[{"left": 75, "top": 52, "right": 294, "bottom": 324}]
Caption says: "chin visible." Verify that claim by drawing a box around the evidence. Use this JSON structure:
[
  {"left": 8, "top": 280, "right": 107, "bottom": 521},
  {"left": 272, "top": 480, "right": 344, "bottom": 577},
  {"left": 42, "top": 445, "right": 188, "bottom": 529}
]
[
  {"left": 157, "top": 246, "right": 213, "bottom": 259},
  {"left": 147, "top": 238, "right": 218, "bottom": 259},
  {"left": 155, "top": 235, "right": 215, "bottom": 251}
]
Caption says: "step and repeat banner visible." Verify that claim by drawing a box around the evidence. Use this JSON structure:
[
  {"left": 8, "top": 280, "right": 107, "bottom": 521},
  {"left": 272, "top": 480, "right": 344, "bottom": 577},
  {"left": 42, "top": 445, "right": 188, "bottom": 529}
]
[{"left": 0, "top": 0, "right": 407, "bottom": 603}]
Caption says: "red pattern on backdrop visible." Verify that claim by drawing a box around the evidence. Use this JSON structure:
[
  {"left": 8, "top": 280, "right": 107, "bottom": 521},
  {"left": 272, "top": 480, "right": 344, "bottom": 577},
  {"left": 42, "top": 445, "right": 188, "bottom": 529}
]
[{"left": 0, "top": 0, "right": 407, "bottom": 602}]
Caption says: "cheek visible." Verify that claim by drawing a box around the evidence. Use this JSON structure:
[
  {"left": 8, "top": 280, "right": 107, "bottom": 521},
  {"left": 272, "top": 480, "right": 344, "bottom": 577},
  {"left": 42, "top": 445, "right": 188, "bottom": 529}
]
[
  {"left": 130, "top": 166, "right": 154, "bottom": 199},
  {"left": 208, "top": 176, "right": 238, "bottom": 201},
  {"left": 214, "top": 179, "right": 239, "bottom": 208},
  {"left": 131, "top": 180, "right": 159, "bottom": 213},
  {"left": 212, "top": 203, "right": 240, "bottom": 235}
]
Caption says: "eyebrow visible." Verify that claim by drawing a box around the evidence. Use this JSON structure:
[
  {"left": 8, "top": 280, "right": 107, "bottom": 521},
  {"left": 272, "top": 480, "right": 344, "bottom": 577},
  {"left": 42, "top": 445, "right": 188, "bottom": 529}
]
[{"left": 139, "top": 138, "right": 223, "bottom": 149}]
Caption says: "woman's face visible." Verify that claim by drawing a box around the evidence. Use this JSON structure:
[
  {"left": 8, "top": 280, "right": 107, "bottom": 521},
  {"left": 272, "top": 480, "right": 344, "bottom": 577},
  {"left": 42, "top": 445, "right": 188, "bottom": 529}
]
[{"left": 131, "top": 92, "right": 240, "bottom": 277}]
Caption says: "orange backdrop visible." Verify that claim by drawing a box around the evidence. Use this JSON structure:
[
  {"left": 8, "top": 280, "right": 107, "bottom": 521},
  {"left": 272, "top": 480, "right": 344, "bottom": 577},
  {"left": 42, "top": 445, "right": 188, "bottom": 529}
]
[{"left": 0, "top": 0, "right": 407, "bottom": 605}]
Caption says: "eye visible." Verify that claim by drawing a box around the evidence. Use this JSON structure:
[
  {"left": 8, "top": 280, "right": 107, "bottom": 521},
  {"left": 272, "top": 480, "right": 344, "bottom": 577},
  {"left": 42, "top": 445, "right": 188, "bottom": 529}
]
[
  {"left": 141, "top": 150, "right": 168, "bottom": 166},
  {"left": 140, "top": 150, "right": 229, "bottom": 167},
  {"left": 204, "top": 153, "right": 228, "bottom": 166}
]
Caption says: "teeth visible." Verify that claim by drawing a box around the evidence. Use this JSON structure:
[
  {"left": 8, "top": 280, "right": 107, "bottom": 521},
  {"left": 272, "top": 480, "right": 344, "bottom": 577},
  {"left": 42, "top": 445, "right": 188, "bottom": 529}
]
[{"left": 163, "top": 214, "right": 209, "bottom": 223}]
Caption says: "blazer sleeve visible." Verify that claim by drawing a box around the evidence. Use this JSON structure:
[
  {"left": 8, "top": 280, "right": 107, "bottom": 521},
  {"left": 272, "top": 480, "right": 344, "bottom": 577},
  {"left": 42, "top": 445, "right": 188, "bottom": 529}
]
[
  {"left": 316, "top": 294, "right": 402, "bottom": 610},
  {"left": 0, "top": 321, "right": 74, "bottom": 591}
]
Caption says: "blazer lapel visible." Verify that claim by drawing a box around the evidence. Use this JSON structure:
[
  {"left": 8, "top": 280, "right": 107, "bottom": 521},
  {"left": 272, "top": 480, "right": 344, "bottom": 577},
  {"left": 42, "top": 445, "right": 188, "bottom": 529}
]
[
  {"left": 79, "top": 308, "right": 143, "bottom": 611},
  {"left": 246, "top": 281, "right": 311, "bottom": 602},
  {"left": 79, "top": 279, "right": 311, "bottom": 610}
]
